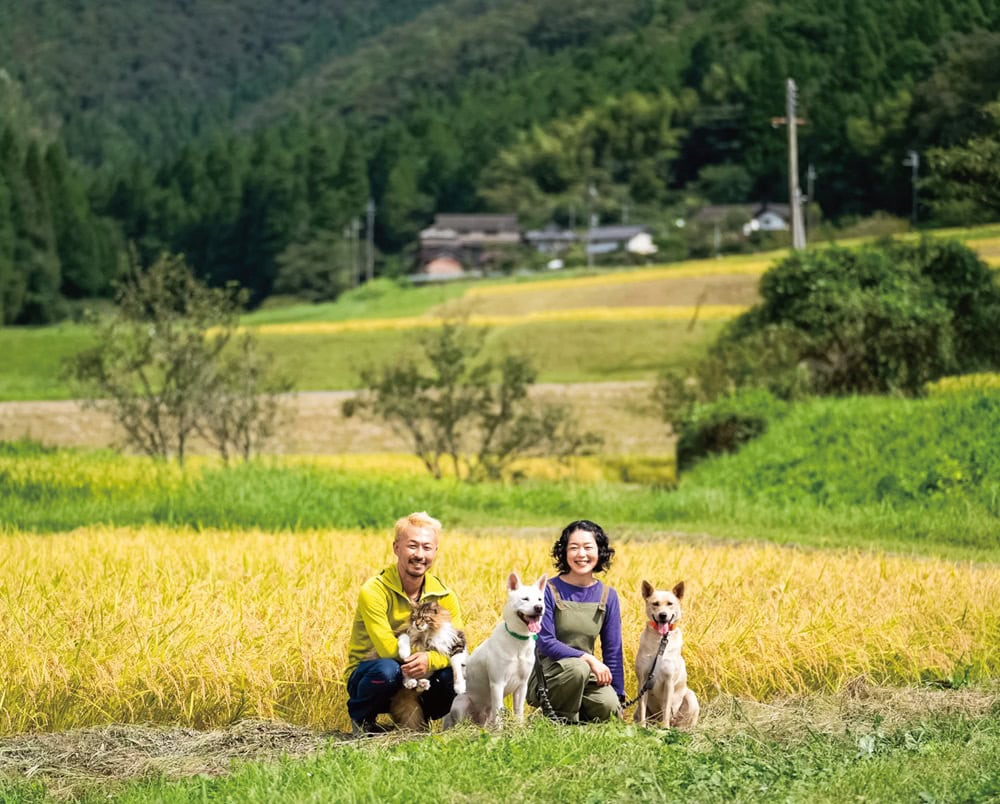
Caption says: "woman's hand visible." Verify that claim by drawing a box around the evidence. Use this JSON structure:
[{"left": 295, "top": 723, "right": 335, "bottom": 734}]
[{"left": 582, "top": 653, "right": 611, "bottom": 686}]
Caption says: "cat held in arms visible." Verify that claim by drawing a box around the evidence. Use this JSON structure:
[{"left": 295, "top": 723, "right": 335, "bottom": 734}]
[{"left": 390, "top": 599, "right": 469, "bottom": 729}]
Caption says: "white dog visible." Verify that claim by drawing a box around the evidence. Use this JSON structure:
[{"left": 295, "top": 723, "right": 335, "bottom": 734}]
[
  {"left": 444, "top": 572, "right": 547, "bottom": 727},
  {"left": 634, "top": 580, "right": 700, "bottom": 729}
]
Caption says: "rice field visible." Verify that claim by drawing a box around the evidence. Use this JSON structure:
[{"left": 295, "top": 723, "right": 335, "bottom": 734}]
[{"left": 2, "top": 526, "right": 997, "bottom": 737}]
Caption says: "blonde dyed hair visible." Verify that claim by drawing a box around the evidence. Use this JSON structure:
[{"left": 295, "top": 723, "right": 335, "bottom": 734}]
[{"left": 393, "top": 511, "right": 442, "bottom": 543}]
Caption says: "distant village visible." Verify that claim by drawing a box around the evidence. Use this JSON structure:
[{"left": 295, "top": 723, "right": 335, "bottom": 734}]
[{"left": 413, "top": 204, "right": 792, "bottom": 280}]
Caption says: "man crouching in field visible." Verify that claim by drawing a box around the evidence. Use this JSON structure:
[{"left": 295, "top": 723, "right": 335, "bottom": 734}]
[{"left": 344, "top": 511, "right": 464, "bottom": 736}]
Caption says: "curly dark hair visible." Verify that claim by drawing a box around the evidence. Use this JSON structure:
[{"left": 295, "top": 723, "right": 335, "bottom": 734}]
[{"left": 551, "top": 520, "right": 615, "bottom": 575}]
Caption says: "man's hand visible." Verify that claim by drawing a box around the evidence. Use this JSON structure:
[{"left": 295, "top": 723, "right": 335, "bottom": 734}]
[
  {"left": 401, "top": 651, "right": 430, "bottom": 679},
  {"left": 582, "top": 653, "right": 612, "bottom": 686}
]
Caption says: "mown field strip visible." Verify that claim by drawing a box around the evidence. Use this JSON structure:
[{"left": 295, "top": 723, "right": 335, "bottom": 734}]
[
  {"left": 2, "top": 527, "right": 997, "bottom": 735},
  {"left": 467, "top": 257, "right": 775, "bottom": 298},
  {"left": 245, "top": 305, "right": 748, "bottom": 335}
]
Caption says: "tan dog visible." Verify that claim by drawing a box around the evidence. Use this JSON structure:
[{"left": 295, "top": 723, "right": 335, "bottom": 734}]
[{"left": 634, "top": 580, "right": 699, "bottom": 729}]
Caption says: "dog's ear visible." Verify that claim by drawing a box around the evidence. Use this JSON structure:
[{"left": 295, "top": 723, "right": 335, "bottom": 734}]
[
  {"left": 673, "top": 581, "right": 685, "bottom": 600},
  {"left": 641, "top": 580, "right": 653, "bottom": 599},
  {"left": 535, "top": 574, "right": 548, "bottom": 590},
  {"left": 508, "top": 572, "right": 521, "bottom": 591}
]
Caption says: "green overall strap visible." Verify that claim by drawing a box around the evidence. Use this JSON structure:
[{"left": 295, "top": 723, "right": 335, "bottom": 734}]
[{"left": 548, "top": 580, "right": 567, "bottom": 610}]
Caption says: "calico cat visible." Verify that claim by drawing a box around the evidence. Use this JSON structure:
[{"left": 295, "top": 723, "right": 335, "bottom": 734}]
[{"left": 390, "top": 599, "right": 468, "bottom": 729}]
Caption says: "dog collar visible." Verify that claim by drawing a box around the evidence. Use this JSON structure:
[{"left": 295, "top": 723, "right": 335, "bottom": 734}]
[
  {"left": 649, "top": 620, "right": 675, "bottom": 631},
  {"left": 504, "top": 623, "right": 536, "bottom": 641}
]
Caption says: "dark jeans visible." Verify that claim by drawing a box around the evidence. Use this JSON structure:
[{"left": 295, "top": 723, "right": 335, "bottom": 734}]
[{"left": 346, "top": 658, "right": 456, "bottom": 725}]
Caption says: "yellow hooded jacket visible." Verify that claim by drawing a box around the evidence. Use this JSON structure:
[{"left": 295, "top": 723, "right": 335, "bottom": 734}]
[{"left": 344, "top": 563, "right": 463, "bottom": 681}]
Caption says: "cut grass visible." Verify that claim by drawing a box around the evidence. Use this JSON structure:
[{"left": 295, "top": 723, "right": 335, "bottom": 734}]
[
  {"left": 2, "top": 693, "right": 997, "bottom": 802},
  {"left": 253, "top": 317, "right": 726, "bottom": 390},
  {"left": 0, "top": 324, "right": 94, "bottom": 401},
  {"left": 0, "top": 317, "right": 725, "bottom": 401},
  {"left": 240, "top": 277, "right": 471, "bottom": 325}
]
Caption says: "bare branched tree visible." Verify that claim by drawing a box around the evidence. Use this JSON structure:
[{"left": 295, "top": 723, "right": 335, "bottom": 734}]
[
  {"left": 343, "top": 320, "right": 601, "bottom": 481},
  {"left": 67, "top": 253, "right": 288, "bottom": 465}
]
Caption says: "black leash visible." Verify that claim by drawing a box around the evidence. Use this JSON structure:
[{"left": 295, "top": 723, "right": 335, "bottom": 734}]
[
  {"left": 533, "top": 643, "right": 568, "bottom": 723},
  {"left": 533, "top": 631, "right": 671, "bottom": 718},
  {"left": 620, "top": 630, "right": 670, "bottom": 710}
]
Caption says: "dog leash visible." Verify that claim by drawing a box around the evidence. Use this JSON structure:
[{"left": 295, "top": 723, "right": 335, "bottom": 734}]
[
  {"left": 532, "top": 643, "right": 568, "bottom": 724},
  {"left": 534, "top": 630, "right": 671, "bottom": 717},
  {"left": 620, "top": 629, "right": 671, "bottom": 710}
]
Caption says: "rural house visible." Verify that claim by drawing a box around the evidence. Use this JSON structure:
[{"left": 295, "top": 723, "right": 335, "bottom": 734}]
[
  {"left": 524, "top": 225, "right": 577, "bottom": 255},
  {"left": 416, "top": 214, "right": 522, "bottom": 278},
  {"left": 692, "top": 203, "right": 791, "bottom": 236},
  {"left": 745, "top": 203, "right": 790, "bottom": 234},
  {"left": 585, "top": 225, "right": 658, "bottom": 257}
]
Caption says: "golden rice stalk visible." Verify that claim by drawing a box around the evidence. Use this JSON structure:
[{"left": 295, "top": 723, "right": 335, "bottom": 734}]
[{"left": 0, "top": 528, "right": 997, "bottom": 735}]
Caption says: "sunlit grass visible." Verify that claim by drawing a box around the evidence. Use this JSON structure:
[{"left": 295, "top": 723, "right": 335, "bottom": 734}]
[
  {"left": 926, "top": 372, "right": 1000, "bottom": 395},
  {"left": 252, "top": 318, "right": 725, "bottom": 390}
]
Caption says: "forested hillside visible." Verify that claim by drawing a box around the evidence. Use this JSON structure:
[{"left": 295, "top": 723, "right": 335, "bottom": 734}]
[
  {"left": 1, "top": 0, "right": 999, "bottom": 323},
  {"left": 0, "top": 0, "right": 447, "bottom": 163}
]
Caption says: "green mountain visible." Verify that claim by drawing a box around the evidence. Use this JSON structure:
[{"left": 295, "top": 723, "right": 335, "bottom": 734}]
[
  {"left": 0, "top": 0, "right": 447, "bottom": 163},
  {"left": 1, "top": 0, "right": 999, "bottom": 323}
]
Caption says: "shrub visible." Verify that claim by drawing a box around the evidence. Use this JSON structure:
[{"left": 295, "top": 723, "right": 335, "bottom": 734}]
[
  {"left": 733, "top": 243, "right": 957, "bottom": 394},
  {"left": 670, "top": 238, "right": 1000, "bottom": 405},
  {"left": 599, "top": 454, "right": 677, "bottom": 488},
  {"left": 675, "top": 388, "right": 788, "bottom": 470}
]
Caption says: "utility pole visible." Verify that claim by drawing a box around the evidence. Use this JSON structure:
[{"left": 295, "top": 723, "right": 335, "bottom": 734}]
[
  {"left": 348, "top": 219, "right": 360, "bottom": 287},
  {"left": 586, "top": 182, "right": 597, "bottom": 268},
  {"left": 902, "top": 150, "right": 919, "bottom": 228},
  {"left": 771, "top": 78, "right": 807, "bottom": 250},
  {"left": 365, "top": 198, "right": 376, "bottom": 282}
]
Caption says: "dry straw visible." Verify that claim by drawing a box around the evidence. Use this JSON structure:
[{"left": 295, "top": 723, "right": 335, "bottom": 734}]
[
  {"left": 1, "top": 527, "right": 998, "bottom": 735},
  {"left": 245, "top": 305, "right": 748, "bottom": 337}
]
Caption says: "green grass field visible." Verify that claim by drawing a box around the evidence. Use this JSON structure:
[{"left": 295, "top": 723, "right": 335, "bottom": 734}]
[
  {"left": 5, "top": 387, "right": 1000, "bottom": 560},
  {"left": 0, "top": 324, "right": 95, "bottom": 401}
]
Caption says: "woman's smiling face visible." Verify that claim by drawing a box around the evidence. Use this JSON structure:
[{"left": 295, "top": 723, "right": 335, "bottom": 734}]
[{"left": 564, "top": 528, "right": 599, "bottom": 577}]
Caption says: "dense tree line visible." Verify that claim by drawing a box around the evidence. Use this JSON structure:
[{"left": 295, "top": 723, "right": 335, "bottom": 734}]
[
  {"left": 0, "top": 126, "right": 123, "bottom": 324},
  {"left": 93, "top": 120, "right": 370, "bottom": 305},
  {"left": 1, "top": 0, "right": 999, "bottom": 322}
]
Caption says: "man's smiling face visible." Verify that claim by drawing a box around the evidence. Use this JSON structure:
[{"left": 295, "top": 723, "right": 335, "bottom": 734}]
[{"left": 394, "top": 524, "right": 439, "bottom": 583}]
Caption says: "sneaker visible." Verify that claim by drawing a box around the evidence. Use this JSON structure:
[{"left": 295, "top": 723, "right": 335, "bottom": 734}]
[{"left": 351, "top": 719, "right": 389, "bottom": 737}]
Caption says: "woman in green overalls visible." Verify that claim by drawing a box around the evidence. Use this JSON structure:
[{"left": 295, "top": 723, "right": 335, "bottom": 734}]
[{"left": 527, "top": 520, "right": 625, "bottom": 722}]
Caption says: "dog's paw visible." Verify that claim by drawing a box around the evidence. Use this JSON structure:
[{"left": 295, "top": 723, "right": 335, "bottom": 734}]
[
  {"left": 416, "top": 678, "right": 431, "bottom": 691},
  {"left": 402, "top": 678, "right": 418, "bottom": 690}
]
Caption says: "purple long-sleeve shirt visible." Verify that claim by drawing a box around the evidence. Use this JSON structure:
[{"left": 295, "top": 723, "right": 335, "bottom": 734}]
[{"left": 538, "top": 577, "right": 625, "bottom": 700}]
